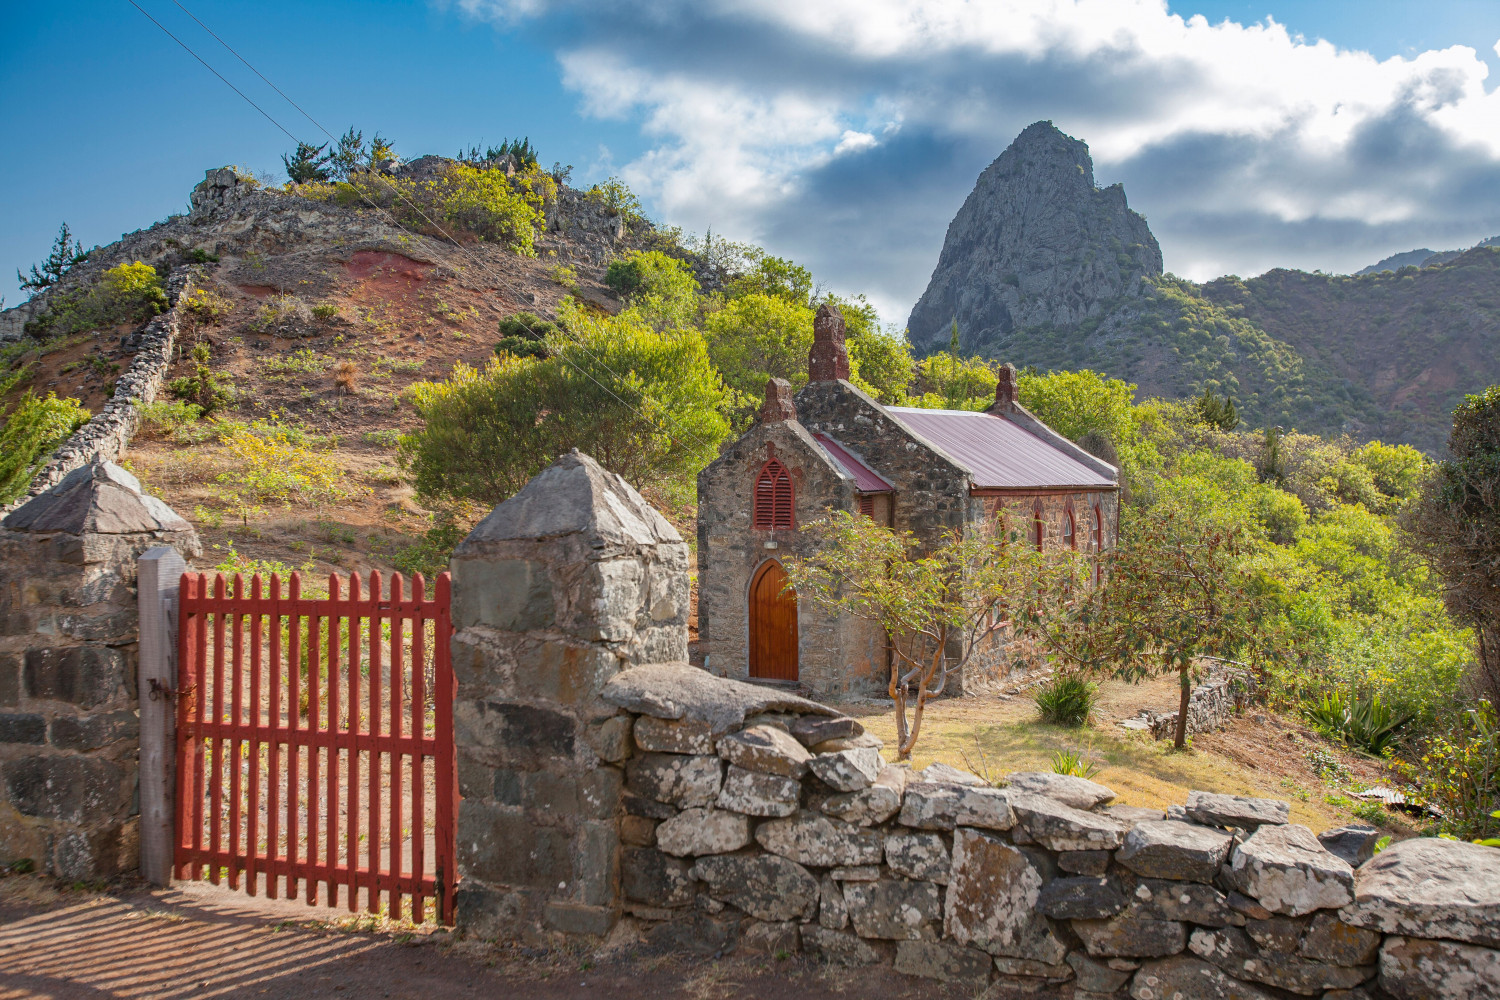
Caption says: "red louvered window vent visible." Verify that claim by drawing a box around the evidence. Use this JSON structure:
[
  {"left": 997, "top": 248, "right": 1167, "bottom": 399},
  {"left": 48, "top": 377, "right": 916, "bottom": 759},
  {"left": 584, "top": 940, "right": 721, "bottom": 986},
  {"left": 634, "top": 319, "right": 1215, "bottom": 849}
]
[
  {"left": 858, "top": 494, "right": 875, "bottom": 520},
  {"left": 753, "top": 459, "right": 795, "bottom": 529}
]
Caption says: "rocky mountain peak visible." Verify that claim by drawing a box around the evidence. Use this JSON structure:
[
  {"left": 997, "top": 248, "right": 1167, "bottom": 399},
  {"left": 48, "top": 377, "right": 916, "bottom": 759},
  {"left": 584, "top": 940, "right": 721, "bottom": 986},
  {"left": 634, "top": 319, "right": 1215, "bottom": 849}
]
[{"left": 906, "top": 121, "right": 1162, "bottom": 354}]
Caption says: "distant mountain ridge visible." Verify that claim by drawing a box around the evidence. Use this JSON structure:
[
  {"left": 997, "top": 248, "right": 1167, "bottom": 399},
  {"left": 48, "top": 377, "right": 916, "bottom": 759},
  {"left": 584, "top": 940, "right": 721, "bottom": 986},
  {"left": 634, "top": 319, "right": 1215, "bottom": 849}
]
[
  {"left": 1354, "top": 236, "right": 1500, "bottom": 276},
  {"left": 908, "top": 123, "right": 1500, "bottom": 453}
]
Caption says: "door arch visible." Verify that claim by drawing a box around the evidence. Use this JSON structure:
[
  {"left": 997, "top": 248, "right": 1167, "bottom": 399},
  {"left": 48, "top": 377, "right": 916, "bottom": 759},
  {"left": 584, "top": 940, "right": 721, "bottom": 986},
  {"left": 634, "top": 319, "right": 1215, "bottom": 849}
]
[{"left": 749, "top": 560, "right": 798, "bottom": 681}]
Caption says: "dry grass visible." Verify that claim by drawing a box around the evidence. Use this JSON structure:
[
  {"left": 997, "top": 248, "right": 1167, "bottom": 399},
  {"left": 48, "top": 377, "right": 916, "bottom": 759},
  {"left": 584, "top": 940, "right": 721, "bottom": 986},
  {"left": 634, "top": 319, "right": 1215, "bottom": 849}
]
[{"left": 836, "top": 677, "right": 1419, "bottom": 836}]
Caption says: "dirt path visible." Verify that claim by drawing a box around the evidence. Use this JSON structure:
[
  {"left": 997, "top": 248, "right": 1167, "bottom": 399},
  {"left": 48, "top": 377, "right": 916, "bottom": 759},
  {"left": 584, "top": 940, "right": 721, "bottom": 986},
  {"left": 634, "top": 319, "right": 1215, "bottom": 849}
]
[{"left": 0, "top": 878, "right": 1054, "bottom": 1000}]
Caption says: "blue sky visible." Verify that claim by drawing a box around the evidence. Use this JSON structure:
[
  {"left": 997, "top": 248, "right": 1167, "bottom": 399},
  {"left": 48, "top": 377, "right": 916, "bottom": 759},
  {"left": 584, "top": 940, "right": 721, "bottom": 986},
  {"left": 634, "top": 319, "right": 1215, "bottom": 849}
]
[{"left": 4, "top": 1, "right": 1499, "bottom": 324}]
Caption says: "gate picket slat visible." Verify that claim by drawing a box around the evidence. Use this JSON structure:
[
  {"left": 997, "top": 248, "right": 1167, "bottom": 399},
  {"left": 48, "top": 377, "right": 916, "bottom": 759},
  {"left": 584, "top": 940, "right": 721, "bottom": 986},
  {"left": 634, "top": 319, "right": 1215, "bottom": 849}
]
[
  {"left": 174, "top": 568, "right": 452, "bottom": 922},
  {"left": 411, "top": 572, "right": 427, "bottom": 923},
  {"left": 228, "top": 574, "right": 244, "bottom": 890},
  {"left": 389, "top": 572, "right": 405, "bottom": 921},
  {"left": 209, "top": 574, "right": 227, "bottom": 885},
  {"left": 268, "top": 573, "right": 283, "bottom": 900},
  {"left": 286, "top": 573, "right": 302, "bottom": 901},
  {"left": 346, "top": 573, "right": 362, "bottom": 913},
  {"left": 248, "top": 574, "right": 263, "bottom": 896},
  {"left": 326, "top": 574, "right": 341, "bottom": 908},
  {"left": 367, "top": 570, "right": 383, "bottom": 916}
]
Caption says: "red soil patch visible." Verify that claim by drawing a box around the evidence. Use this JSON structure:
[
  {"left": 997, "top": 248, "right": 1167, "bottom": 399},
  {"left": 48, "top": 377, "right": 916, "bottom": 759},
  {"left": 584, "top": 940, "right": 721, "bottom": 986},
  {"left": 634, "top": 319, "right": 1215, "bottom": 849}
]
[
  {"left": 343, "top": 251, "right": 434, "bottom": 284},
  {"left": 238, "top": 284, "right": 280, "bottom": 298}
]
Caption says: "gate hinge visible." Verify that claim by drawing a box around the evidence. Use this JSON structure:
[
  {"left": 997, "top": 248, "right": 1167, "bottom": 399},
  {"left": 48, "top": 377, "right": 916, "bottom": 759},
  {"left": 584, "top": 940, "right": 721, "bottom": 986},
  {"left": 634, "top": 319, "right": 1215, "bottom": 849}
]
[{"left": 148, "top": 677, "right": 176, "bottom": 702}]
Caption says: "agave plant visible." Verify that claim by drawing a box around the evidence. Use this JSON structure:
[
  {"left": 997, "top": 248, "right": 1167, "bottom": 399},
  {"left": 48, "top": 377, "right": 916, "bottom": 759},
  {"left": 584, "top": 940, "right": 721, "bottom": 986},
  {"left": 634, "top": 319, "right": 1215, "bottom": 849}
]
[
  {"left": 1303, "top": 690, "right": 1414, "bottom": 757},
  {"left": 1050, "top": 748, "right": 1101, "bottom": 780}
]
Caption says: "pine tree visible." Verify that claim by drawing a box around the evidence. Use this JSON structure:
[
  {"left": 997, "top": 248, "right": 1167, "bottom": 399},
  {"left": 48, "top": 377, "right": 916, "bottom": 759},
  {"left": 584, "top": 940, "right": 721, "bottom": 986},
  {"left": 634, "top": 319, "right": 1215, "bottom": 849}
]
[
  {"left": 329, "top": 128, "right": 366, "bottom": 180},
  {"left": 1194, "top": 387, "right": 1239, "bottom": 431},
  {"left": 18, "top": 223, "right": 89, "bottom": 294},
  {"left": 282, "top": 141, "right": 331, "bottom": 183}
]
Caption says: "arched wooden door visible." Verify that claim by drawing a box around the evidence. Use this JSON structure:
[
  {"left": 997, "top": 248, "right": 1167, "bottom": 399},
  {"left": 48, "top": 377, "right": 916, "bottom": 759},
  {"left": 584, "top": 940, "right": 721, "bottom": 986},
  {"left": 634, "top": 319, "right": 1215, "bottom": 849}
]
[{"left": 749, "top": 561, "right": 798, "bottom": 681}]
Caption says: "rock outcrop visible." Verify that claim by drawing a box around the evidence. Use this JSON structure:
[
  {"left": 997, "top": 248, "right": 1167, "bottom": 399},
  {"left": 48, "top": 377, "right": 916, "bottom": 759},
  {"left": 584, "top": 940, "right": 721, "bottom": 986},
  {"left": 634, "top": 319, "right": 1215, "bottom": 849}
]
[{"left": 906, "top": 121, "right": 1161, "bottom": 354}]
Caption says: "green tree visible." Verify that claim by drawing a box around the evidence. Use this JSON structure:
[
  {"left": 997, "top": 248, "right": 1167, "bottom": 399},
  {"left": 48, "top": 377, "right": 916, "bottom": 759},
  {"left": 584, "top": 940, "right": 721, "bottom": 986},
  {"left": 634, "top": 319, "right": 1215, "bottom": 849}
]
[
  {"left": 1194, "top": 387, "right": 1240, "bottom": 431},
  {"left": 0, "top": 392, "right": 90, "bottom": 505},
  {"left": 329, "top": 127, "right": 366, "bottom": 180},
  {"left": 728, "top": 255, "right": 813, "bottom": 305},
  {"left": 18, "top": 222, "right": 89, "bottom": 294},
  {"left": 785, "top": 511, "right": 1082, "bottom": 758},
  {"left": 606, "top": 250, "right": 701, "bottom": 327},
  {"left": 701, "top": 291, "right": 815, "bottom": 403},
  {"left": 282, "top": 141, "right": 331, "bottom": 183},
  {"left": 401, "top": 303, "right": 730, "bottom": 506},
  {"left": 1406, "top": 385, "right": 1500, "bottom": 703}
]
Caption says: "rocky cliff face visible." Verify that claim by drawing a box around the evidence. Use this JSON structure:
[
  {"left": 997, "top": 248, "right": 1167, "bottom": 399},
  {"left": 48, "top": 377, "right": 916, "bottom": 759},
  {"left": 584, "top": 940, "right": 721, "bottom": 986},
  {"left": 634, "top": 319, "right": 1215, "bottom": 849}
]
[{"left": 906, "top": 121, "right": 1161, "bottom": 354}]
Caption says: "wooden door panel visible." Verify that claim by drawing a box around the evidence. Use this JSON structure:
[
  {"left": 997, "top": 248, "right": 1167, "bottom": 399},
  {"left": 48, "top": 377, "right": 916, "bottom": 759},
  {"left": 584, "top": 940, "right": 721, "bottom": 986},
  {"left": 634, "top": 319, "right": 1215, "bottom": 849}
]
[{"left": 749, "top": 562, "right": 798, "bottom": 681}]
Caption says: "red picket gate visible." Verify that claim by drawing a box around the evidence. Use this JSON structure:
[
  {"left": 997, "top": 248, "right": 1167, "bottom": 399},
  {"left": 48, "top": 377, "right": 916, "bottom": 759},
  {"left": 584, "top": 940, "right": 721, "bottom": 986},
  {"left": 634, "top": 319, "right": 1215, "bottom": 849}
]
[{"left": 174, "top": 569, "right": 457, "bottom": 922}]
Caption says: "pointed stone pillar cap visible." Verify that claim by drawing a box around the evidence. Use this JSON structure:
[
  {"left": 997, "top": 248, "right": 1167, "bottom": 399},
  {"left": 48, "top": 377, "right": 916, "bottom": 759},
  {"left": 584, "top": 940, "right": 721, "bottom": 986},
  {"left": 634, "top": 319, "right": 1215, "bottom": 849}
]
[{"left": 3, "top": 462, "right": 192, "bottom": 535}]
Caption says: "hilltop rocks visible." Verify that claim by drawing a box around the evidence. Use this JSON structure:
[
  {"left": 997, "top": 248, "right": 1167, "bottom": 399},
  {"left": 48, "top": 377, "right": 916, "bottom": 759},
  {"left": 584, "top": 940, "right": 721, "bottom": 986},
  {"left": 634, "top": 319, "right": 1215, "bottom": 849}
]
[{"left": 906, "top": 121, "right": 1162, "bottom": 353}]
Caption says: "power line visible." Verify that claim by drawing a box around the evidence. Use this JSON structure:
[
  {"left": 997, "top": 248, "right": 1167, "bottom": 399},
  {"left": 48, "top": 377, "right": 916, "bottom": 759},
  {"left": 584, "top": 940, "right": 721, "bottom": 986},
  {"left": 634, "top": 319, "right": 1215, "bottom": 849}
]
[{"left": 129, "top": 0, "right": 720, "bottom": 456}]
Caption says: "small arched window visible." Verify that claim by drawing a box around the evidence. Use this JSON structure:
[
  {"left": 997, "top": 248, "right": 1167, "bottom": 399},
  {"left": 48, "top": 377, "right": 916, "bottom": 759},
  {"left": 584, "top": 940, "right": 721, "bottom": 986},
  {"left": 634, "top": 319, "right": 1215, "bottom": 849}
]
[
  {"left": 753, "top": 459, "right": 794, "bottom": 529},
  {"left": 1064, "top": 508, "right": 1076, "bottom": 550},
  {"left": 1093, "top": 503, "right": 1103, "bottom": 552},
  {"left": 1032, "top": 500, "right": 1045, "bottom": 551}
]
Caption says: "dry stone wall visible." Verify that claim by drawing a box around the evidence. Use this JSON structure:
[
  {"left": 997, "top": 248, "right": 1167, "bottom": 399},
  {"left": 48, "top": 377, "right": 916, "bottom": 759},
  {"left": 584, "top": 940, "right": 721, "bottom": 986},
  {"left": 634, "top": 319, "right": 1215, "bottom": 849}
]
[{"left": 1119, "top": 666, "right": 1258, "bottom": 741}]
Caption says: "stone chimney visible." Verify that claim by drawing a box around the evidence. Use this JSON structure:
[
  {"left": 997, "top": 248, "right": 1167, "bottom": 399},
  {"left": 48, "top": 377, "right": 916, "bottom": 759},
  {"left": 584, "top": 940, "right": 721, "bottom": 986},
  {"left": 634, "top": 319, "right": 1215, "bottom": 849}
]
[
  {"left": 760, "top": 377, "right": 796, "bottom": 422},
  {"left": 808, "top": 304, "right": 850, "bottom": 382},
  {"left": 991, "top": 363, "right": 1018, "bottom": 414}
]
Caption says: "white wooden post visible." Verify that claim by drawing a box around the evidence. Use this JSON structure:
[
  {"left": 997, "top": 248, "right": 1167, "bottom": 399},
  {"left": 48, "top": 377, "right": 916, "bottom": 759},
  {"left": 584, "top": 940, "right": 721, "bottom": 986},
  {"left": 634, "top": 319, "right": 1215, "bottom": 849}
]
[{"left": 138, "top": 546, "right": 186, "bottom": 887}]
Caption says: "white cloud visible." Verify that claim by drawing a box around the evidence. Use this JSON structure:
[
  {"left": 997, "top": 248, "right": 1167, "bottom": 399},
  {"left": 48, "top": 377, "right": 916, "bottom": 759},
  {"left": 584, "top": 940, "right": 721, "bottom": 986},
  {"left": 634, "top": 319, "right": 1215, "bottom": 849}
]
[{"left": 454, "top": 0, "right": 1500, "bottom": 322}]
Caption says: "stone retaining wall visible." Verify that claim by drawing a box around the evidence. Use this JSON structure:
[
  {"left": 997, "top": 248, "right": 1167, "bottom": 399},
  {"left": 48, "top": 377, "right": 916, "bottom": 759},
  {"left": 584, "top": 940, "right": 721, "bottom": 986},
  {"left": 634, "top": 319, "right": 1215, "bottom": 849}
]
[
  {"left": 1, "top": 266, "right": 197, "bottom": 515},
  {"left": 1119, "top": 666, "right": 1258, "bottom": 741}
]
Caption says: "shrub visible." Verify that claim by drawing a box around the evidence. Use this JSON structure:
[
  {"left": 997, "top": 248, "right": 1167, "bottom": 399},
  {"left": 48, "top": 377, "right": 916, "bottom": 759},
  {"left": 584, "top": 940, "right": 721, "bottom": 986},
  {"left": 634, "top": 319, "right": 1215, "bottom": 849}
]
[
  {"left": 26, "top": 262, "right": 166, "bottom": 338},
  {"left": 363, "top": 428, "right": 402, "bottom": 449},
  {"left": 134, "top": 399, "right": 204, "bottom": 438},
  {"left": 0, "top": 392, "right": 90, "bottom": 505},
  {"left": 213, "top": 426, "right": 345, "bottom": 516},
  {"left": 312, "top": 303, "right": 339, "bottom": 321},
  {"left": 586, "top": 176, "right": 644, "bottom": 227},
  {"left": 1303, "top": 690, "right": 1415, "bottom": 756},
  {"left": 1034, "top": 674, "right": 1098, "bottom": 726},
  {"left": 182, "top": 287, "right": 233, "bottom": 327},
  {"left": 1049, "top": 748, "right": 1101, "bottom": 779},
  {"left": 1398, "top": 702, "right": 1500, "bottom": 841},
  {"left": 334, "top": 360, "right": 358, "bottom": 394},
  {"left": 252, "top": 294, "right": 314, "bottom": 336},
  {"left": 168, "top": 343, "right": 233, "bottom": 415}
]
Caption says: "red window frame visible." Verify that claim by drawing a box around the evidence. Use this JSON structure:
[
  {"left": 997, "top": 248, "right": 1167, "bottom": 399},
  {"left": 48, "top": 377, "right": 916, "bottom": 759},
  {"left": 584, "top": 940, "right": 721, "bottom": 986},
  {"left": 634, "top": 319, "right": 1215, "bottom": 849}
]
[
  {"left": 1032, "top": 500, "right": 1045, "bottom": 552},
  {"left": 753, "top": 459, "right": 795, "bottom": 529}
]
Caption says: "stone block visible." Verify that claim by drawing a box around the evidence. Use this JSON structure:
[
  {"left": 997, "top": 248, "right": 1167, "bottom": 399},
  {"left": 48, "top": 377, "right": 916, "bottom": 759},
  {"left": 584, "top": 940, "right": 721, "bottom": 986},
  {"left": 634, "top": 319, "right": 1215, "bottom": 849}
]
[
  {"left": 801, "top": 925, "right": 884, "bottom": 966},
  {"left": 898, "top": 782, "right": 1014, "bottom": 831},
  {"left": 808, "top": 747, "right": 882, "bottom": 792},
  {"left": 634, "top": 715, "right": 714, "bottom": 755},
  {"left": 655, "top": 807, "right": 751, "bottom": 856},
  {"left": 1105, "top": 804, "right": 1167, "bottom": 824},
  {"left": 694, "top": 853, "right": 819, "bottom": 922},
  {"left": 457, "top": 802, "right": 571, "bottom": 888},
  {"left": 788, "top": 714, "right": 860, "bottom": 748},
  {"left": 623, "top": 791, "right": 677, "bottom": 820},
  {"left": 1132, "top": 878, "right": 1239, "bottom": 927},
  {"left": 829, "top": 865, "right": 879, "bottom": 881},
  {"left": 915, "top": 762, "right": 987, "bottom": 786},
  {"left": 740, "top": 919, "right": 800, "bottom": 955},
  {"left": 1036, "top": 876, "right": 1127, "bottom": 920},
  {"left": 819, "top": 874, "right": 848, "bottom": 929},
  {"left": 1185, "top": 790, "right": 1289, "bottom": 830},
  {"left": 885, "top": 830, "right": 950, "bottom": 883},
  {"left": 23, "top": 646, "right": 126, "bottom": 708},
  {"left": 575, "top": 821, "right": 618, "bottom": 906},
  {"left": 894, "top": 939, "right": 992, "bottom": 984},
  {"left": 626, "top": 753, "right": 723, "bottom": 808},
  {"left": 0, "top": 714, "right": 46, "bottom": 744},
  {"left": 1189, "top": 926, "right": 1374, "bottom": 994},
  {"left": 821, "top": 764, "right": 905, "bottom": 826},
  {"left": 543, "top": 901, "right": 616, "bottom": 936},
  {"left": 1228, "top": 823, "right": 1354, "bottom": 916},
  {"left": 1339, "top": 836, "right": 1500, "bottom": 947},
  {"left": 716, "top": 725, "right": 812, "bottom": 777},
  {"left": 3, "top": 755, "right": 130, "bottom": 824},
  {"left": 1073, "top": 909, "right": 1186, "bottom": 959},
  {"left": 0, "top": 652, "right": 18, "bottom": 707},
  {"left": 1129, "top": 955, "right": 1280, "bottom": 1000},
  {"left": 944, "top": 827, "right": 1065, "bottom": 963},
  {"left": 584, "top": 715, "right": 633, "bottom": 763},
  {"left": 1009, "top": 791, "right": 1129, "bottom": 851},
  {"left": 1059, "top": 850, "right": 1112, "bottom": 876},
  {"left": 623, "top": 847, "right": 694, "bottom": 907},
  {"left": 451, "top": 558, "right": 554, "bottom": 632},
  {"left": 1117, "top": 819, "right": 1233, "bottom": 883},
  {"left": 620, "top": 815, "right": 656, "bottom": 847},
  {"left": 644, "top": 911, "right": 740, "bottom": 954},
  {"left": 755, "top": 810, "right": 883, "bottom": 867},
  {"left": 1300, "top": 912, "right": 1381, "bottom": 966},
  {"left": 1243, "top": 914, "right": 1306, "bottom": 953},
  {"left": 992, "top": 956, "right": 1073, "bottom": 981},
  {"left": 453, "top": 881, "right": 530, "bottom": 939},
  {"left": 1004, "top": 771, "right": 1115, "bottom": 809},
  {"left": 1318, "top": 824, "right": 1381, "bottom": 868},
  {"left": 843, "top": 879, "right": 942, "bottom": 940},
  {"left": 454, "top": 700, "right": 577, "bottom": 766},
  {"left": 1378, "top": 935, "right": 1500, "bottom": 1000},
  {"left": 48, "top": 710, "right": 138, "bottom": 751},
  {"left": 1068, "top": 952, "right": 1134, "bottom": 993},
  {"left": 716, "top": 765, "right": 800, "bottom": 817}
]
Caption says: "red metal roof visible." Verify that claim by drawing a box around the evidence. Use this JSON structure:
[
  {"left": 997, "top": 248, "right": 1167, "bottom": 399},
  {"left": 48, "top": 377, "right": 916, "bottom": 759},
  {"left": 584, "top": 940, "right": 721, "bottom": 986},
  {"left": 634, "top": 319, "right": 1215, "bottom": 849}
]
[
  {"left": 885, "top": 407, "right": 1116, "bottom": 490},
  {"left": 814, "top": 434, "right": 894, "bottom": 493}
]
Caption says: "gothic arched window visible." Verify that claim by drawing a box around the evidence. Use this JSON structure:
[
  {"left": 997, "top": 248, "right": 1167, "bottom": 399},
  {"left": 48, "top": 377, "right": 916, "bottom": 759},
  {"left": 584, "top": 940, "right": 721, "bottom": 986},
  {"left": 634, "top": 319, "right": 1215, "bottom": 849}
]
[{"left": 753, "top": 459, "right": 794, "bottom": 529}]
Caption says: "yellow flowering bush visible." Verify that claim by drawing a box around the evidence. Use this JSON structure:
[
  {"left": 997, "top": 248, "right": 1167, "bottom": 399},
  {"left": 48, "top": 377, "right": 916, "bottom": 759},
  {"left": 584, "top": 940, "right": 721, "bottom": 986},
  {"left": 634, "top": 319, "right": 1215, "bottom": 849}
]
[
  {"left": 1396, "top": 702, "right": 1500, "bottom": 841},
  {"left": 214, "top": 427, "right": 345, "bottom": 516}
]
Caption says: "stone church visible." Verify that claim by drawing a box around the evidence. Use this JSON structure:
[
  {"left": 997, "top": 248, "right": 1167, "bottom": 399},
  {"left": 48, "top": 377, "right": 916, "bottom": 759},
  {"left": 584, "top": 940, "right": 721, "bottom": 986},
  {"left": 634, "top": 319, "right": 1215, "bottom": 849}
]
[{"left": 697, "top": 304, "right": 1120, "bottom": 700}]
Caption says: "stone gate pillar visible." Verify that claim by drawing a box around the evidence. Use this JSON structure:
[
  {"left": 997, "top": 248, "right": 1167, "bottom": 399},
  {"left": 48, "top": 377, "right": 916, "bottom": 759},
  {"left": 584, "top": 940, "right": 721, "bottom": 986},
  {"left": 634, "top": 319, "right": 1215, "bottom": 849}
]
[
  {"left": 0, "top": 462, "right": 198, "bottom": 878},
  {"left": 448, "top": 451, "right": 689, "bottom": 940}
]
